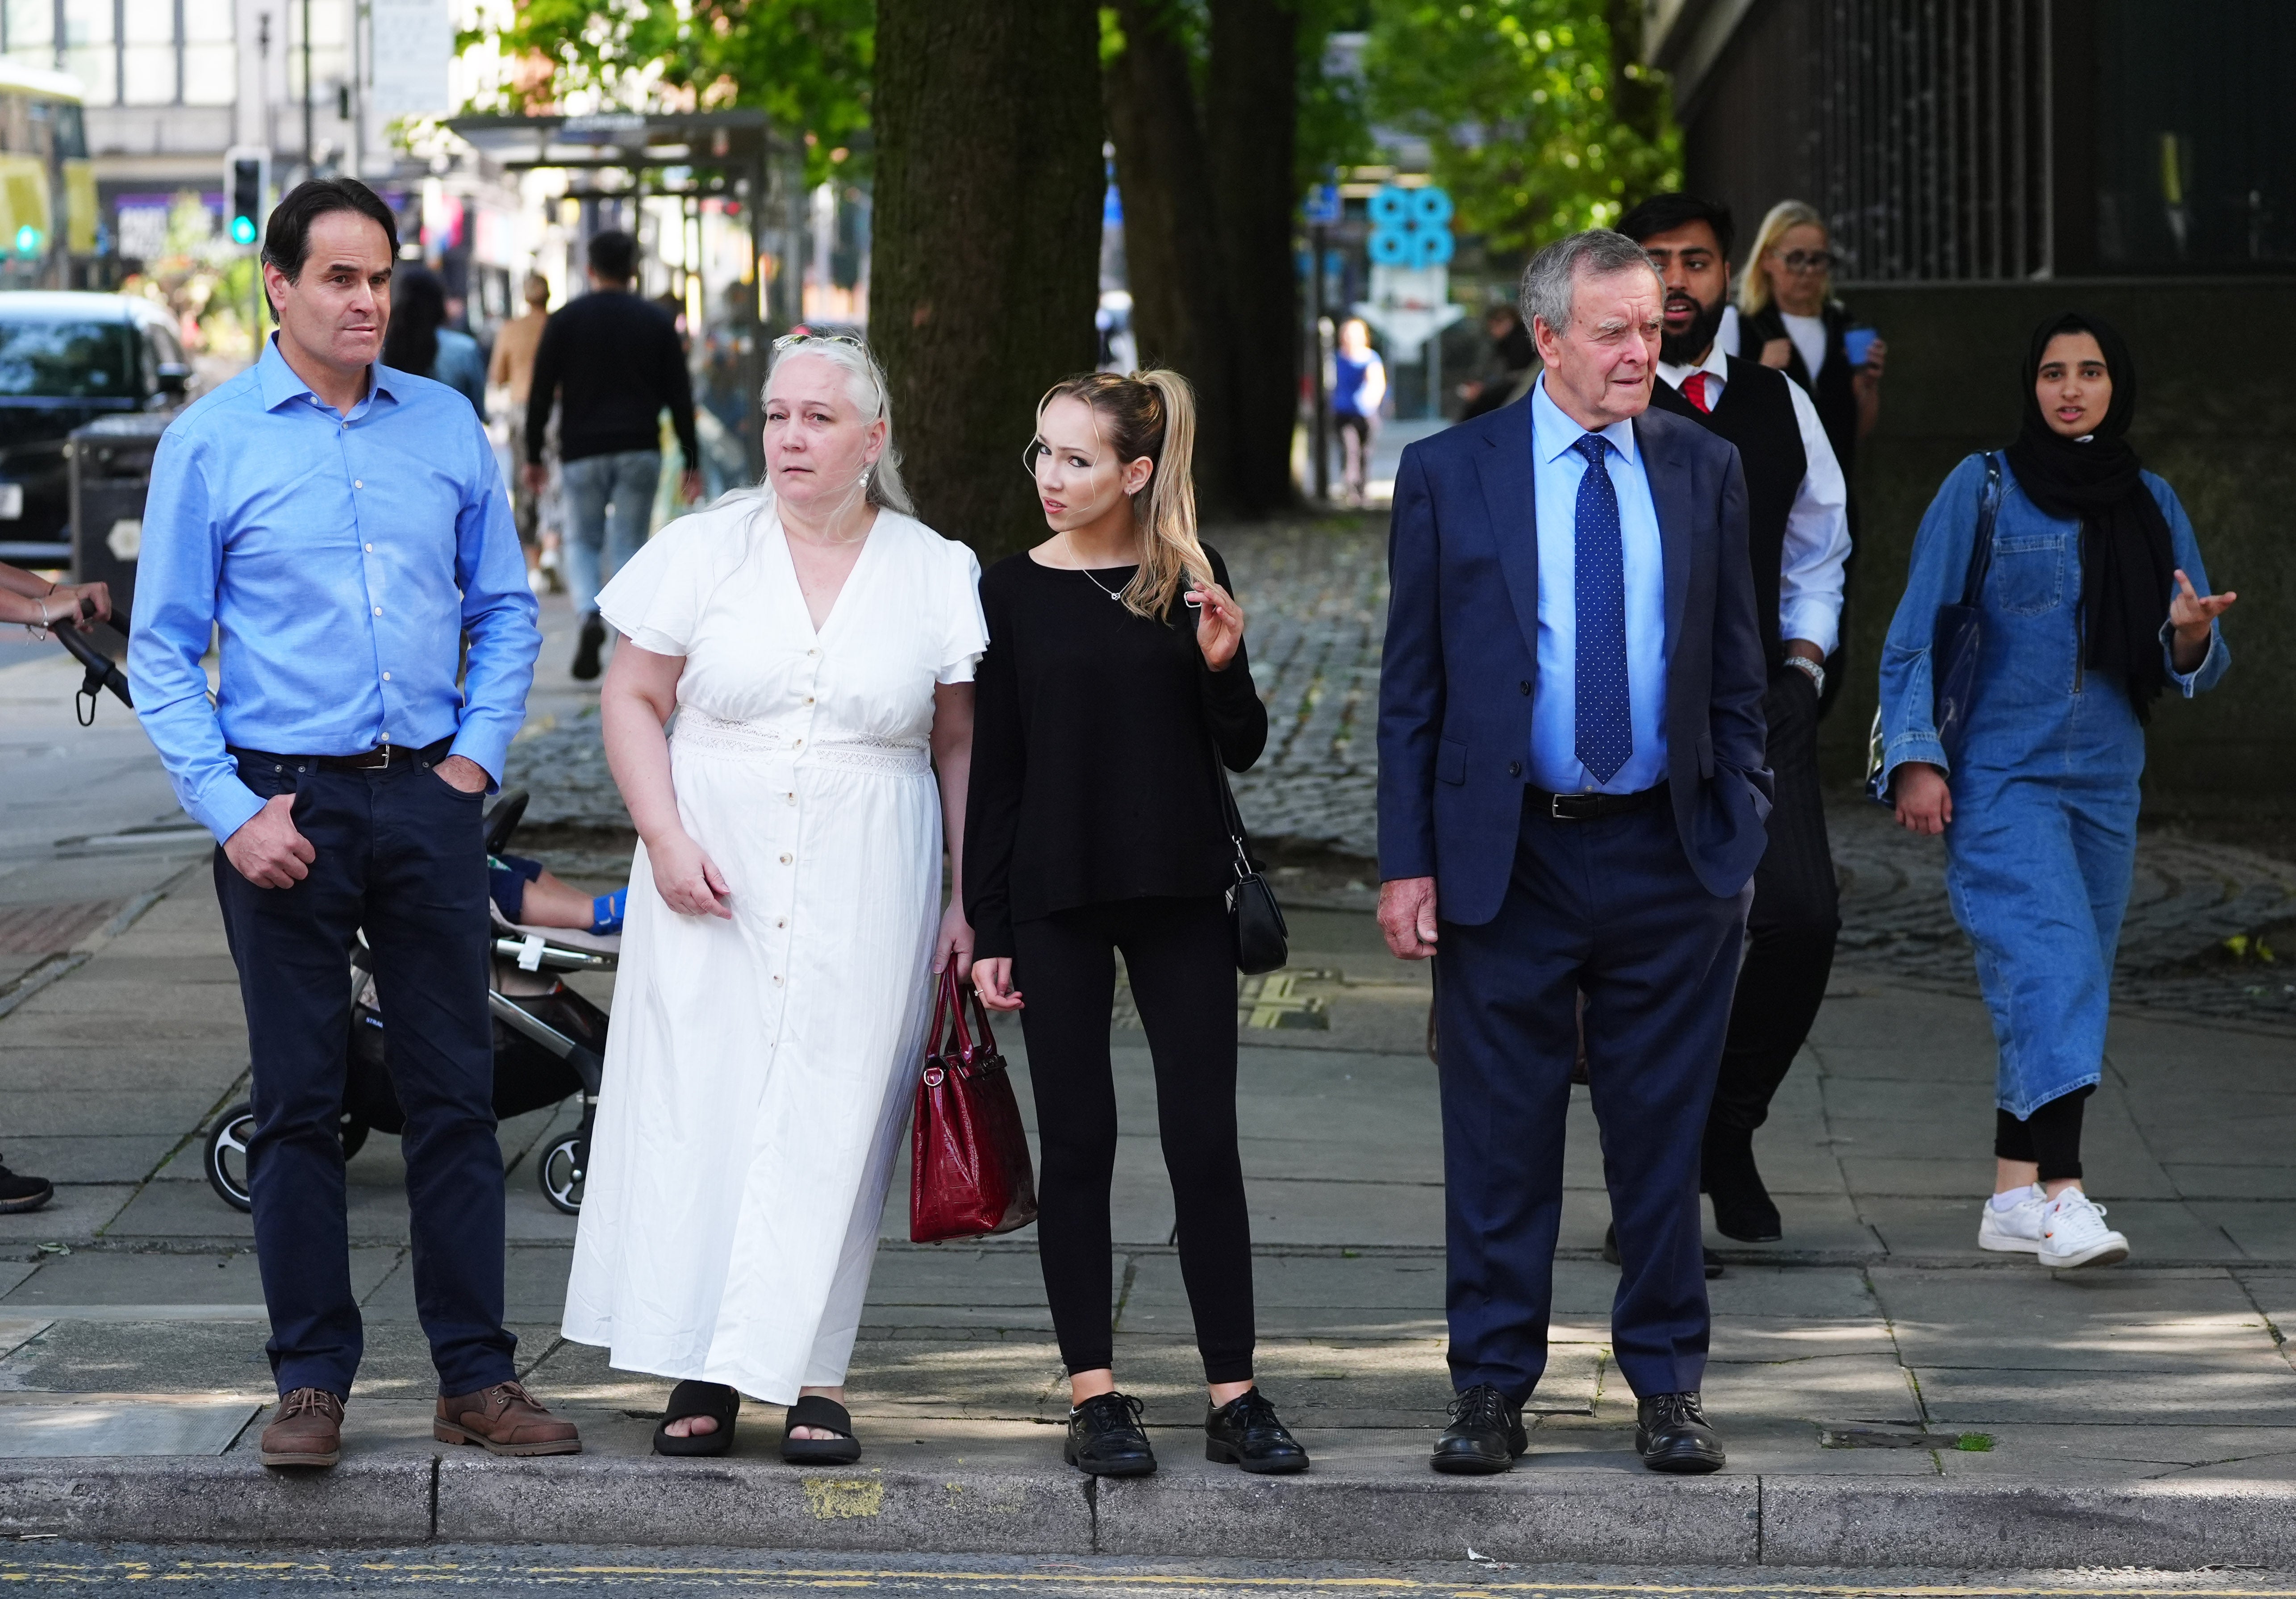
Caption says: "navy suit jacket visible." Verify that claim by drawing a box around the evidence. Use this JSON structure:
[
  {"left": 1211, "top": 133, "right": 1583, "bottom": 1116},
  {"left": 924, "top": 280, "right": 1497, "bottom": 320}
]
[{"left": 1376, "top": 396, "right": 1774, "bottom": 924}]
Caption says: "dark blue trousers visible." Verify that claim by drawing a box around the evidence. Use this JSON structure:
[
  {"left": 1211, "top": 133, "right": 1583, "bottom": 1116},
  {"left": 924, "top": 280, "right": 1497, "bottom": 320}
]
[
  {"left": 1435, "top": 792, "right": 1750, "bottom": 1403},
  {"left": 213, "top": 751, "right": 516, "bottom": 1400}
]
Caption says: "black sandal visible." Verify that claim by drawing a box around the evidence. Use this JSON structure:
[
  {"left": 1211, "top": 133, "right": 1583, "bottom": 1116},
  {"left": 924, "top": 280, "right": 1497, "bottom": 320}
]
[
  {"left": 781, "top": 1394, "right": 861, "bottom": 1464},
  {"left": 652, "top": 1380, "right": 740, "bottom": 1457}
]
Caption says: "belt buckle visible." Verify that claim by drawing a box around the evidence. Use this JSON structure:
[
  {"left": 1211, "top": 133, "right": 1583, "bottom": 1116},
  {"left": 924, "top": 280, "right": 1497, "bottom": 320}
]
[
  {"left": 1549, "top": 791, "right": 1578, "bottom": 821},
  {"left": 372, "top": 743, "right": 392, "bottom": 770}
]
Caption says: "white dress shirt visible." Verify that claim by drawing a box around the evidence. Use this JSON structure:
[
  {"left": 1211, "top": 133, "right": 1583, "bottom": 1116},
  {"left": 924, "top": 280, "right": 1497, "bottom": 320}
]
[
  {"left": 1526, "top": 374, "right": 1669, "bottom": 795},
  {"left": 1656, "top": 341, "right": 1851, "bottom": 657}
]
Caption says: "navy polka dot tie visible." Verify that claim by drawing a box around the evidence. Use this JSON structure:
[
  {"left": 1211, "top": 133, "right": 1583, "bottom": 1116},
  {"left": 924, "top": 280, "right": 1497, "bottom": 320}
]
[{"left": 1571, "top": 433, "right": 1632, "bottom": 786}]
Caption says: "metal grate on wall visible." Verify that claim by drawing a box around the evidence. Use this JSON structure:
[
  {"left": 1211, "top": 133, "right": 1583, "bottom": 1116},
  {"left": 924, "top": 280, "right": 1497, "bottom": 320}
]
[{"left": 1809, "top": 0, "right": 2054, "bottom": 282}]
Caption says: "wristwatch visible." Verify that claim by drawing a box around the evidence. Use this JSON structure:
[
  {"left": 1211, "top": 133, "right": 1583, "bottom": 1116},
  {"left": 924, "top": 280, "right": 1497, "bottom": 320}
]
[{"left": 1784, "top": 654, "right": 1826, "bottom": 696}]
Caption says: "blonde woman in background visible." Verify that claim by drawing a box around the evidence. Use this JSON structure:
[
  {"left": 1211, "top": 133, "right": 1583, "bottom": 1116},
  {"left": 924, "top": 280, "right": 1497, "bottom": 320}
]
[
  {"left": 561, "top": 334, "right": 986, "bottom": 1466},
  {"left": 1732, "top": 200, "right": 1886, "bottom": 479},
  {"left": 965, "top": 370, "right": 1308, "bottom": 1481}
]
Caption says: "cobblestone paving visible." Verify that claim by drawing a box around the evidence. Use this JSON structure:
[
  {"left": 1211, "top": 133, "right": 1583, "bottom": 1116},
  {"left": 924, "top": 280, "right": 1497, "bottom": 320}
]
[{"left": 504, "top": 512, "right": 2296, "bottom": 1030}]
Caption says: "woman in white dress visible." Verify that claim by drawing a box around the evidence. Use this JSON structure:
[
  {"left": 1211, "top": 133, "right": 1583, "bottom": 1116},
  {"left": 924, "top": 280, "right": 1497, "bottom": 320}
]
[{"left": 560, "top": 334, "right": 985, "bottom": 1463}]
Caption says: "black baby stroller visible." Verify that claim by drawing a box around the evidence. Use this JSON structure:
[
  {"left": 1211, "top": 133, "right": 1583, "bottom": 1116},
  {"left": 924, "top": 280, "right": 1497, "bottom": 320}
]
[{"left": 202, "top": 789, "right": 613, "bottom": 1216}]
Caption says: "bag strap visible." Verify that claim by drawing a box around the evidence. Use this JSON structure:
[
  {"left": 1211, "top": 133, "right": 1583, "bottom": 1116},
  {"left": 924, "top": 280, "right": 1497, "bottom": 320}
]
[
  {"left": 933, "top": 965, "right": 964, "bottom": 1058},
  {"left": 1956, "top": 452, "right": 2003, "bottom": 608},
  {"left": 1202, "top": 724, "right": 1257, "bottom": 883}
]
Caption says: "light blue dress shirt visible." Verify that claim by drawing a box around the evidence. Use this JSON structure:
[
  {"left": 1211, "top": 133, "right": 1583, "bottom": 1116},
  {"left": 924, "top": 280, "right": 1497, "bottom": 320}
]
[
  {"left": 130, "top": 337, "right": 540, "bottom": 843},
  {"left": 1527, "top": 373, "right": 1670, "bottom": 794}
]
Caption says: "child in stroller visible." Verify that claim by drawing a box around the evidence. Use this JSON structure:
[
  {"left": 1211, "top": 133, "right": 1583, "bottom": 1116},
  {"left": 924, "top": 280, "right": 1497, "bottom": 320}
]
[{"left": 203, "top": 791, "right": 618, "bottom": 1217}]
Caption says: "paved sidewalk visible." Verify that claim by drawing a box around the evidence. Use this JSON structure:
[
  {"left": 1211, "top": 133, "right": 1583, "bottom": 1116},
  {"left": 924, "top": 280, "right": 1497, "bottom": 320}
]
[{"left": 0, "top": 566, "right": 2292, "bottom": 1566}]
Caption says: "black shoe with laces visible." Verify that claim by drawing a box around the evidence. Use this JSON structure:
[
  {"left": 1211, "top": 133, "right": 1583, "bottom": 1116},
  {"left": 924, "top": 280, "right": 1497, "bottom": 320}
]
[
  {"left": 0, "top": 1165, "right": 53, "bottom": 1215},
  {"left": 572, "top": 612, "right": 605, "bottom": 681},
  {"left": 1065, "top": 1391, "right": 1156, "bottom": 1477},
  {"left": 1636, "top": 1391, "right": 1726, "bottom": 1474},
  {"left": 1430, "top": 1382, "right": 1526, "bottom": 1475},
  {"left": 1203, "top": 1387, "right": 1308, "bottom": 1474}
]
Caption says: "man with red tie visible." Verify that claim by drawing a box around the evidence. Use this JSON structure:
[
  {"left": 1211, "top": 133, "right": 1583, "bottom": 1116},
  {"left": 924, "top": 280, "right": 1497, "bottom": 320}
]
[{"left": 1621, "top": 193, "right": 1850, "bottom": 1248}]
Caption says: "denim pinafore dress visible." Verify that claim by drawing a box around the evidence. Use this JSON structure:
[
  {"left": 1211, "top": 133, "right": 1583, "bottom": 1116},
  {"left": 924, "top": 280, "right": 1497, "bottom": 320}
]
[{"left": 1876, "top": 453, "right": 2229, "bottom": 1118}]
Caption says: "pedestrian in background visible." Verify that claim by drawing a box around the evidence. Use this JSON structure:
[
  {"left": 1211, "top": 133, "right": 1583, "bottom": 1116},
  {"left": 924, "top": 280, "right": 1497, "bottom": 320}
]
[
  {"left": 381, "top": 264, "right": 486, "bottom": 416},
  {"left": 1378, "top": 229, "right": 1770, "bottom": 1478},
  {"left": 1332, "top": 318, "right": 1385, "bottom": 508},
  {"left": 489, "top": 273, "right": 554, "bottom": 584},
  {"left": 1456, "top": 303, "right": 1536, "bottom": 421},
  {"left": 563, "top": 334, "right": 982, "bottom": 1466},
  {"left": 1625, "top": 192, "right": 1849, "bottom": 1246},
  {"left": 1877, "top": 312, "right": 2233, "bottom": 1272},
  {"left": 129, "top": 178, "right": 571, "bottom": 1469},
  {"left": 1730, "top": 200, "right": 1885, "bottom": 478},
  {"left": 968, "top": 370, "right": 1308, "bottom": 1482},
  {"left": 524, "top": 230, "right": 702, "bottom": 681}
]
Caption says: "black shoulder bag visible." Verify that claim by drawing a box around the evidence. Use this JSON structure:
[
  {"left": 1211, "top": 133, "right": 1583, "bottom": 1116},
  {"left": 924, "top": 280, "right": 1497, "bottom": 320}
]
[
  {"left": 1208, "top": 733, "right": 1288, "bottom": 975},
  {"left": 1866, "top": 452, "right": 2001, "bottom": 803}
]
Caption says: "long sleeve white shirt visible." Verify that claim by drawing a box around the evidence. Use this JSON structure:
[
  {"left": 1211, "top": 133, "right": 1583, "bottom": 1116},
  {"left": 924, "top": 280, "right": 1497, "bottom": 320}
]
[{"left": 1656, "top": 341, "right": 1851, "bottom": 657}]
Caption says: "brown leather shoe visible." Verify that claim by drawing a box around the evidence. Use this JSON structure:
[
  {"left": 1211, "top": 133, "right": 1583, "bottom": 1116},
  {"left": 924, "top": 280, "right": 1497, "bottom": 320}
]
[
  {"left": 259, "top": 1387, "right": 344, "bottom": 1468},
  {"left": 433, "top": 1380, "right": 581, "bottom": 1457}
]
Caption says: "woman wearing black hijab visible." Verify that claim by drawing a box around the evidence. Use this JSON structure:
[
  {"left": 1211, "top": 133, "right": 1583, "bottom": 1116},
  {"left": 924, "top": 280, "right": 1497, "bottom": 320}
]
[{"left": 1874, "top": 312, "right": 2235, "bottom": 1271}]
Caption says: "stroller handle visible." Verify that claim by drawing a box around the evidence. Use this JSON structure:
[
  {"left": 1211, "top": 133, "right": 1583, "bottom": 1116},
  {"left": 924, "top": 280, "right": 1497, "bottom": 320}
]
[{"left": 54, "top": 618, "right": 133, "bottom": 710}]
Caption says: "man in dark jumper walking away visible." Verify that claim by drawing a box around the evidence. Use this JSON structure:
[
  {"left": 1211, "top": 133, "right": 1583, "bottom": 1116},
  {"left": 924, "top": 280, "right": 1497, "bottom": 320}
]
[
  {"left": 523, "top": 229, "right": 702, "bottom": 680},
  {"left": 1622, "top": 193, "right": 1850, "bottom": 1245},
  {"left": 130, "top": 177, "right": 577, "bottom": 1469}
]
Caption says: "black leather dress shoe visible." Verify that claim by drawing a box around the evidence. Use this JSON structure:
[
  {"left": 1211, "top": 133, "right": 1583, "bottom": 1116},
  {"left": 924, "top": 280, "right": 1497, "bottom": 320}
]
[
  {"left": 1065, "top": 1391, "right": 1156, "bottom": 1477},
  {"left": 1636, "top": 1391, "right": 1726, "bottom": 1474},
  {"left": 1703, "top": 1124, "right": 1783, "bottom": 1242},
  {"left": 1204, "top": 1388, "right": 1309, "bottom": 1474},
  {"left": 571, "top": 612, "right": 605, "bottom": 681},
  {"left": 1604, "top": 1222, "right": 1724, "bottom": 1280},
  {"left": 1430, "top": 1382, "right": 1526, "bottom": 1475}
]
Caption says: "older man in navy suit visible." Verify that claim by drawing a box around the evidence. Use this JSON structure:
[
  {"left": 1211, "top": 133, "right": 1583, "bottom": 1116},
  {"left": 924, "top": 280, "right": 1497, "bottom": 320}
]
[{"left": 1377, "top": 229, "right": 1772, "bottom": 1476}]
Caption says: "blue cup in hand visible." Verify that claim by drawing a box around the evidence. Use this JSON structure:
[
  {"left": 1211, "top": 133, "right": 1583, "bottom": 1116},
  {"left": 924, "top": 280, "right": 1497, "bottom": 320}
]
[{"left": 1844, "top": 326, "right": 1879, "bottom": 368}]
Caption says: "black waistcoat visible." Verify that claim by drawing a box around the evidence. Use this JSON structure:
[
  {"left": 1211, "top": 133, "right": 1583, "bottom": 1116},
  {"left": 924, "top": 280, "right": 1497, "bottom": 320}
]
[
  {"left": 1740, "top": 300, "right": 1857, "bottom": 475},
  {"left": 1649, "top": 355, "right": 1806, "bottom": 666}
]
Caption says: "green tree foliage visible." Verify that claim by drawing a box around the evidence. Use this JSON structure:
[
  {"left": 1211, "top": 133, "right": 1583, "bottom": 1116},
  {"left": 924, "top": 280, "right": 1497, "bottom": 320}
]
[
  {"left": 1363, "top": 0, "right": 1679, "bottom": 254},
  {"left": 462, "top": 0, "right": 873, "bottom": 187}
]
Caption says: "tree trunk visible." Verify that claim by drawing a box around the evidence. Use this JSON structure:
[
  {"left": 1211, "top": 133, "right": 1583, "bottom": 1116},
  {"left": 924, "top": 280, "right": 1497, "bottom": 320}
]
[
  {"left": 1103, "top": 0, "right": 1240, "bottom": 516},
  {"left": 872, "top": 0, "right": 1103, "bottom": 561},
  {"left": 1207, "top": 0, "right": 1300, "bottom": 515},
  {"left": 1604, "top": 0, "right": 1670, "bottom": 194}
]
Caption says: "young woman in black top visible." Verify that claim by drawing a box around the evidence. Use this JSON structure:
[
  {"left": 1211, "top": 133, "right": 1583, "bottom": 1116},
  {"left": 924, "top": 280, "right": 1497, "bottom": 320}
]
[{"left": 966, "top": 370, "right": 1308, "bottom": 1479}]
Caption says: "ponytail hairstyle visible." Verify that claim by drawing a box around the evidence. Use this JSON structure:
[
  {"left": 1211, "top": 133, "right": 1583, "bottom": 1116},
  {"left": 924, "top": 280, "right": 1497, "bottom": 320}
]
[{"left": 1035, "top": 367, "right": 1212, "bottom": 620}]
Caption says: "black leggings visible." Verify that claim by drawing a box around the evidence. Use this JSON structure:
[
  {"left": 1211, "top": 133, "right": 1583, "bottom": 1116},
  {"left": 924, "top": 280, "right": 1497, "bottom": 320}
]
[
  {"left": 1994, "top": 1085, "right": 2094, "bottom": 1182},
  {"left": 1012, "top": 895, "right": 1254, "bottom": 1385}
]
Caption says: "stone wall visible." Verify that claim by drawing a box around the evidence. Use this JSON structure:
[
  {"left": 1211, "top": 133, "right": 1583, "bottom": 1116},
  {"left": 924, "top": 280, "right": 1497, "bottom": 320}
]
[{"left": 1821, "top": 277, "right": 2296, "bottom": 814}]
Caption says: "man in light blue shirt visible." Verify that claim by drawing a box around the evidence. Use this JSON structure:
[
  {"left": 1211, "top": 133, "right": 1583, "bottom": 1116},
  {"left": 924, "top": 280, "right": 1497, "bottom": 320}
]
[
  {"left": 1524, "top": 371, "right": 1670, "bottom": 794},
  {"left": 130, "top": 179, "right": 575, "bottom": 1468}
]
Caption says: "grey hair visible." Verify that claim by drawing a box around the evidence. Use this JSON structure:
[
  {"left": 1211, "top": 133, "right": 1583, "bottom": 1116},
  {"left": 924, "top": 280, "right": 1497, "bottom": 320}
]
[
  {"left": 756, "top": 336, "right": 916, "bottom": 516},
  {"left": 1518, "top": 229, "right": 1663, "bottom": 340}
]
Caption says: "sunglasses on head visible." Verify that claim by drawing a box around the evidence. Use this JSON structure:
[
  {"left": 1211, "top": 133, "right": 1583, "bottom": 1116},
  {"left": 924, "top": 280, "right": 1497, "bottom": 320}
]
[{"left": 773, "top": 331, "right": 867, "bottom": 351}]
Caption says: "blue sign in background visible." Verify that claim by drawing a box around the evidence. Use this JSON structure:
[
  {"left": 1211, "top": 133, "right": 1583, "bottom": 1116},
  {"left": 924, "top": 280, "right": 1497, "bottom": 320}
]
[{"left": 1368, "top": 185, "right": 1454, "bottom": 268}]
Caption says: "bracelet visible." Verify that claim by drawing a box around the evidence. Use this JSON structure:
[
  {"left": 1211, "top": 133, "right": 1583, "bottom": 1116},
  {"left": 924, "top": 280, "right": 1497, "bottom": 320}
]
[{"left": 1783, "top": 654, "right": 1826, "bottom": 696}]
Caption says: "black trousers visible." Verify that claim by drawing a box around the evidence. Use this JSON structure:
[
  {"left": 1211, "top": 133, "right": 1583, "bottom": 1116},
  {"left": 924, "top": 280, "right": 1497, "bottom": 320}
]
[
  {"left": 1708, "top": 669, "right": 1841, "bottom": 1137},
  {"left": 1011, "top": 895, "right": 1255, "bottom": 1385},
  {"left": 213, "top": 751, "right": 515, "bottom": 1400},
  {"left": 1994, "top": 1086, "right": 2093, "bottom": 1181}
]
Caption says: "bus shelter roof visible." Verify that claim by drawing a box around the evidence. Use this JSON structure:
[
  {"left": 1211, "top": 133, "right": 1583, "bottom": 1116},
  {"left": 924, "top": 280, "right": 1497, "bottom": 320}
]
[{"left": 445, "top": 110, "right": 776, "bottom": 173}]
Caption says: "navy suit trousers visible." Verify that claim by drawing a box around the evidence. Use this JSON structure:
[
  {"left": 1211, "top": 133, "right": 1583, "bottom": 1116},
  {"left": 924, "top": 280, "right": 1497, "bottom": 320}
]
[
  {"left": 1436, "top": 791, "right": 1750, "bottom": 1403},
  {"left": 213, "top": 753, "right": 515, "bottom": 1400}
]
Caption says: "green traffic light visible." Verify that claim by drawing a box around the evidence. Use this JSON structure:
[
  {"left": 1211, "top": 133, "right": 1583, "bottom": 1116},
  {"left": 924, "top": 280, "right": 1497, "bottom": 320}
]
[
  {"left": 13, "top": 224, "right": 42, "bottom": 256},
  {"left": 230, "top": 216, "right": 258, "bottom": 245}
]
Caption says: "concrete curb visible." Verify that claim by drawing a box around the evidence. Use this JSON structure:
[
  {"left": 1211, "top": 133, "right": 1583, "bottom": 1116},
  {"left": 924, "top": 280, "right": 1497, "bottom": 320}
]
[{"left": 0, "top": 1457, "right": 2290, "bottom": 1568}]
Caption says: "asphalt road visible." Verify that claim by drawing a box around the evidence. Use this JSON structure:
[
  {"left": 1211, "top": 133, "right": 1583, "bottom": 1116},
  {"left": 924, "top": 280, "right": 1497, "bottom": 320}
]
[{"left": 0, "top": 1548, "right": 2292, "bottom": 1598}]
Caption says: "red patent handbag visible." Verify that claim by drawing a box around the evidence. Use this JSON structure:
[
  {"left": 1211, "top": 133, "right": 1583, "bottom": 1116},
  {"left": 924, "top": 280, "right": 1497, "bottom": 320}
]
[{"left": 909, "top": 966, "right": 1039, "bottom": 1244}]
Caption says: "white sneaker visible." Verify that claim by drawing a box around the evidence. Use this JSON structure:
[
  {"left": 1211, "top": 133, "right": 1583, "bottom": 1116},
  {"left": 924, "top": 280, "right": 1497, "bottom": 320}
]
[
  {"left": 2038, "top": 1188, "right": 2130, "bottom": 1270},
  {"left": 1977, "top": 1185, "right": 2047, "bottom": 1253}
]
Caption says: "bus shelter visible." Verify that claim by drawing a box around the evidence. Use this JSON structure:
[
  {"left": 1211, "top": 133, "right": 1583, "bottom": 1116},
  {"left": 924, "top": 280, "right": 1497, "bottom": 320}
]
[{"left": 445, "top": 109, "right": 789, "bottom": 478}]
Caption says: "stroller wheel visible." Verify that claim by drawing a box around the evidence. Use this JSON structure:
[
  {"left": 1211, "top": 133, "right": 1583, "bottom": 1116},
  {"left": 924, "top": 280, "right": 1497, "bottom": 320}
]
[
  {"left": 539, "top": 1132, "right": 585, "bottom": 1215},
  {"left": 204, "top": 1103, "right": 258, "bottom": 1212},
  {"left": 204, "top": 1102, "right": 373, "bottom": 1213}
]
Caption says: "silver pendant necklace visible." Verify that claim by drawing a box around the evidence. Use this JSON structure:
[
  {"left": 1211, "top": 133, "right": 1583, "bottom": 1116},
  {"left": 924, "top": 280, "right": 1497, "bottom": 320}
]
[{"left": 1078, "top": 565, "right": 1125, "bottom": 603}]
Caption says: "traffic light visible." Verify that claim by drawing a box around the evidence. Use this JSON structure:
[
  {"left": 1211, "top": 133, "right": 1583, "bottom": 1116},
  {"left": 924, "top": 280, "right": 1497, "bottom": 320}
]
[{"left": 224, "top": 147, "right": 268, "bottom": 248}]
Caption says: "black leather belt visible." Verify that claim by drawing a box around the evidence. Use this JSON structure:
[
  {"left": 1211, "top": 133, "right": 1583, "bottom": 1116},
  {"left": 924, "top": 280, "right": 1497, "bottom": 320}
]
[
  {"left": 1528, "top": 781, "right": 1669, "bottom": 821},
  {"left": 230, "top": 737, "right": 455, "bottom": 774}
]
